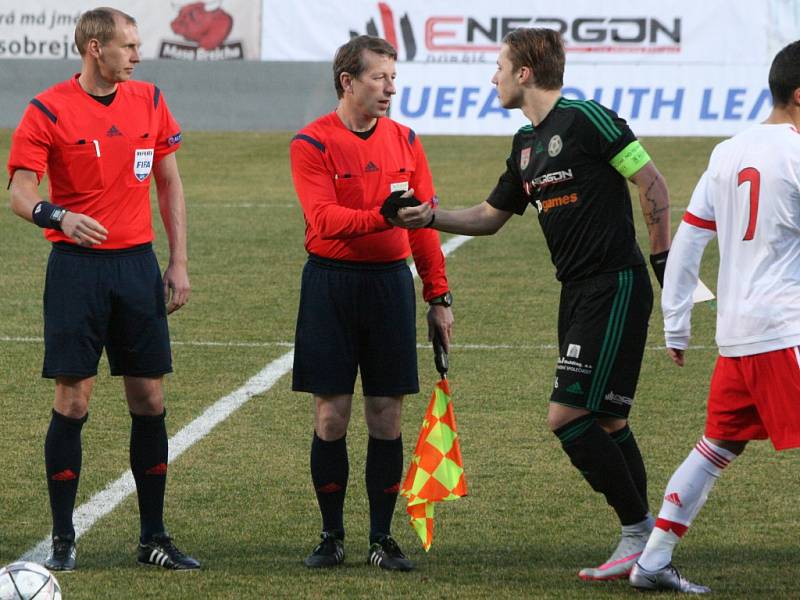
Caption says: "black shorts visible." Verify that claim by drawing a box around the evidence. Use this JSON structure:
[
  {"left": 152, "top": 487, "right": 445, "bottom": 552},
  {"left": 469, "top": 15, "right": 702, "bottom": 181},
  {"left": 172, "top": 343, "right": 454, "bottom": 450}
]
[
  {"left": 292, "top": 254, "right": 419, "bottom": 397},
  {"left": 550, "top": 266, "right": 653, "bottom": 418},
  {"left": 42, "top": 242, "right": 172, "bottom": 379}
]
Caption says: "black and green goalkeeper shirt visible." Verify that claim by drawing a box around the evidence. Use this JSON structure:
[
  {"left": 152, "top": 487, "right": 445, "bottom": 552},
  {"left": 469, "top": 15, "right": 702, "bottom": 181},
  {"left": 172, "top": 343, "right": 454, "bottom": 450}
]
[{"left": 487, "top": 97, "right": 651, "bottom": 282}]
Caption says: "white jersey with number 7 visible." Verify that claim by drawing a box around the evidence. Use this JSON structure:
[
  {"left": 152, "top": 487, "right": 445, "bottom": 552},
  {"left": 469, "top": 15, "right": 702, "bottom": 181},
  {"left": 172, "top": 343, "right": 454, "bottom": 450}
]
[{"left": 663, "top": 123, "right": 800, "bottom": 357}]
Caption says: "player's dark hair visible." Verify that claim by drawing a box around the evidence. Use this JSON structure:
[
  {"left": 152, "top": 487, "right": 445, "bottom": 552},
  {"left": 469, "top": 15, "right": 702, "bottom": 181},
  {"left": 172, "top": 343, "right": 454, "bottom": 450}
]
[
  {"left": 75, "top": 7, "right": 136, "bottom": 56},
  {"left": 769, "top": 40, "right": 800, "bottom": 107},
  {"left": 503, "top": 28, "right": 564, "bottom": 90},
  {"left": 333, "top": 35, "right": 398, "bottom": 99}
]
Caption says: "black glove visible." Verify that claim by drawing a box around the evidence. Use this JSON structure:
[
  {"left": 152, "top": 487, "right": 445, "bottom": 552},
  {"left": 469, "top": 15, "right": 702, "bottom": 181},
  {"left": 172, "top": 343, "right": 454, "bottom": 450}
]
[
  {"left": 649, "top": 250, "right": 669, "bottom": 288},
  {"left": 433, "top": 328, "right": 449, "bottom": 378},
  {"left": 380, "top": 190, "right": 421, "bottom": 219}
]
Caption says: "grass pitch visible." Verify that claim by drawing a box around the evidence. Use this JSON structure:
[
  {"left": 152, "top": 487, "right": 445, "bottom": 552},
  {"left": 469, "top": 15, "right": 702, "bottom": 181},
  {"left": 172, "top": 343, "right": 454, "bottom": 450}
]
[{"left": 1, "top": 131, "right": 798, "bottom": 599}]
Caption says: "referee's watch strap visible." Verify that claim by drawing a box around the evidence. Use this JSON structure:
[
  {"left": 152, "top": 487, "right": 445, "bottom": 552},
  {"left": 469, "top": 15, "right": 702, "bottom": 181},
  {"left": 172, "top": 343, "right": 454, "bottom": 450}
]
[
  {"left": 32, "top": 201, "right": 68, "bottom": 231},
  {"left": 428, "top": 291, "right": 452, "bottom": 307}
]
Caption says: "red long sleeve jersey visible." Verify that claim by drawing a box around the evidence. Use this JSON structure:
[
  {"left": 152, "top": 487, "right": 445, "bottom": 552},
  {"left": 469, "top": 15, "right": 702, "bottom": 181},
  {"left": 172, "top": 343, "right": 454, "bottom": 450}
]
[
  {"left": 7, "top": 75, "right": 181, "bottom": 249},
  {"left": 290, "top": 112, "right": 448, "bottom": 301}
]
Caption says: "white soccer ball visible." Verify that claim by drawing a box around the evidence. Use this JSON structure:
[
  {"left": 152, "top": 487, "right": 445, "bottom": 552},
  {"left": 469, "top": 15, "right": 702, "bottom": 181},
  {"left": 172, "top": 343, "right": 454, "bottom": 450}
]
[{"left": 0, "top": 562, "right": 61, "bottom": 600}]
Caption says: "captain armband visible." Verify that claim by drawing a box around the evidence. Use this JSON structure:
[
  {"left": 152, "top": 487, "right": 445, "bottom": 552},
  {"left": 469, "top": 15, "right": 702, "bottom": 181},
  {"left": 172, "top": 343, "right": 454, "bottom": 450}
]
[
  {"left": 32, "top": 201, "right": 68, "bottom": 231},
  {"left": 610, "top": 141, "right": 651, "bottom": 178}
]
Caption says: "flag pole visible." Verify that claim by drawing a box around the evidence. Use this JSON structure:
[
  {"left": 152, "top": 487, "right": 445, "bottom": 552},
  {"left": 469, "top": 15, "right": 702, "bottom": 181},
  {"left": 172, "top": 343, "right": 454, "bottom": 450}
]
[
  {"left": 400, "top": 328, "right": 465, "bottom": 551},
  {"left": 433, "top": 329, "right": 448, "bottom": 380}
]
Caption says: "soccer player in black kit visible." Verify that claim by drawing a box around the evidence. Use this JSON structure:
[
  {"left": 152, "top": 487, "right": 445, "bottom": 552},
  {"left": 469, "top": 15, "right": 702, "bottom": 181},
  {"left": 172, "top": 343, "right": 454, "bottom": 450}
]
[{"left": 391, "top": 27, "right": 671, "bottom": 581}]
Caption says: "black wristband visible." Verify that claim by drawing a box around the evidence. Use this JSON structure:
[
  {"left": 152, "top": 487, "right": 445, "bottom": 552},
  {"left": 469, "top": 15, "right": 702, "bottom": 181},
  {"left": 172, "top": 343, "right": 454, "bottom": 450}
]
[
  {"left": 32, "top": 201, "right": 68, "bottom": 231},
  {"left": 425, "top": 212, "right": 436, "bottom": 228},
  {"left": 649, "top": 250, "right": 669, "bottom": 288}
]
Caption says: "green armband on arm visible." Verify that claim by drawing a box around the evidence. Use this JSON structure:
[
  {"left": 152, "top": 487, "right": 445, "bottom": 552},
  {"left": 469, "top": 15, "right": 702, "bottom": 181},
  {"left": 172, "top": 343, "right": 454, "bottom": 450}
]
[{"left": 610, "top": 140, "right": 651, "bottom": 178}]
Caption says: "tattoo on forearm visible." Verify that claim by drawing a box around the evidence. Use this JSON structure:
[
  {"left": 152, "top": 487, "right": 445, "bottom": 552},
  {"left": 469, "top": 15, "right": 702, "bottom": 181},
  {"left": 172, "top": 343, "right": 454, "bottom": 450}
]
[{"left": 642, "top": 176, "right": 668, "bottom": 226}]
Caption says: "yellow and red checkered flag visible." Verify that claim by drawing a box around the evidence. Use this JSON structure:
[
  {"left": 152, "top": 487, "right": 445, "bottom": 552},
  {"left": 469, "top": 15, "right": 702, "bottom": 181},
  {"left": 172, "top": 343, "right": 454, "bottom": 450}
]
[{"left": 401, "top": 377, "right": 467, "bottom": 551}]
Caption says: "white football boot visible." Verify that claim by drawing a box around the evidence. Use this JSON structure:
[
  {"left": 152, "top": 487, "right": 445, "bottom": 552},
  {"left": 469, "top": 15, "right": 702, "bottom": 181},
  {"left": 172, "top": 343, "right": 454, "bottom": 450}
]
[
  {"left": 578, "top": 516, "right": 654, "bottom": 581},
  {"left": 629, "top": 562, "right": 711, "bottom": 594}
]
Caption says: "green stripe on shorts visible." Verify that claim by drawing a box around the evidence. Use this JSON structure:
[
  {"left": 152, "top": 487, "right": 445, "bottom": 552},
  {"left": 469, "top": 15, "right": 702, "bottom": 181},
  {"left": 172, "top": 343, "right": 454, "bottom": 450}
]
[{"left": 587, "top": 269, "right": 634, "bottom": 411}]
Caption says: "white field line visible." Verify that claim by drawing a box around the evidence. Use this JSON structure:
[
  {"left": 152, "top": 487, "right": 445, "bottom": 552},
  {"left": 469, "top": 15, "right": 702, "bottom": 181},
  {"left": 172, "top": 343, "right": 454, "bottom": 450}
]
[
  {"left": 19, "top": 234, "right": 472, "bottom": 563},
  {"left": 21, "top": 352, "right": 294, "bottom": 563},
  {"left": 408, "top": 234, "right": 471, "bottom": 279},
  {"left": 1, "top": 335, "right": 715, "bottom": 353}
]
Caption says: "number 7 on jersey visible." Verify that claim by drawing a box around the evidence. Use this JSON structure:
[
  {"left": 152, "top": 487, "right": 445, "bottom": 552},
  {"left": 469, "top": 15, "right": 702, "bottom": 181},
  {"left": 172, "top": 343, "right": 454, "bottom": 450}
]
[{"left": 738, "top": 167, "right": 760, "bottom": 241}]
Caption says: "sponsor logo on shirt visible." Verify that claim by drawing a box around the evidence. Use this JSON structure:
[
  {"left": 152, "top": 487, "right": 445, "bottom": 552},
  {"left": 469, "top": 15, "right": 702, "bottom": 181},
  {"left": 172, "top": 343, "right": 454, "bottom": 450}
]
[
  {"left": 523, "top": 168, "right": 574, "bottom": 195},
  {"left": 168, "top": 132, "right": 182, "bottom": 146},
  {"left": 134, "top": 148, "right": 155, "bottom": 182},
  {"left": 539, "top": 193, "right": 579, "bottom": 214},
  {"left": 106, "top": 125, "right": 123, "bottom": 137}
]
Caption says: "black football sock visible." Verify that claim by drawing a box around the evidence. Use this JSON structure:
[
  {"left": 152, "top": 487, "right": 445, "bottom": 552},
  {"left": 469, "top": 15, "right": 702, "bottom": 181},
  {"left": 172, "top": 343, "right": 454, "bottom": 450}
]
[
  {"left": 365, "top": 435, "right": 403, "bottom": 543},
  {"left": 130, "top": 410, "right": 168, "bottom": 544},
  {"left": 555, "top": 414, "right": 648, "bottom": 525},
  {"left": 610, "top": 424, "right": 649, "bottom": 513},
  {"left": 45, "top": 409, "right": 88, "bottom": 540},
  {"left": 310, "top": 432, "right": 348, "bottom": 538}
]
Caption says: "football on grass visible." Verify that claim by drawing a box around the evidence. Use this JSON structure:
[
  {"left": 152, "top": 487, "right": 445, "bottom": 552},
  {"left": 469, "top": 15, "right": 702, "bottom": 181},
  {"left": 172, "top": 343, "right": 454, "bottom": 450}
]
[{"left": 0, "top": 562, "right": 61, "bottom": 600}]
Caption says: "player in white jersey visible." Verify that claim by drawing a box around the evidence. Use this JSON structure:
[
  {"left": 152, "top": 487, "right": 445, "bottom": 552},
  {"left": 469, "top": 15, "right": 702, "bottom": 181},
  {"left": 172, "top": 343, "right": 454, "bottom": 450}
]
[{"left": 629, "top": 40, "right": 800, "bottom": 593}]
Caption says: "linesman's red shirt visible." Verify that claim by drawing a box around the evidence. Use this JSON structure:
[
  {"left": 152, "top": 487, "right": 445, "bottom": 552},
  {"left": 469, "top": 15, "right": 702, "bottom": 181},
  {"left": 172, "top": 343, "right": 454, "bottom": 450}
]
[
  {"left": 290, "top": 112, "right": 448, "bottom": 301},
  {"left": 7, "top": 75, "right": 182, "bottom": 249}
]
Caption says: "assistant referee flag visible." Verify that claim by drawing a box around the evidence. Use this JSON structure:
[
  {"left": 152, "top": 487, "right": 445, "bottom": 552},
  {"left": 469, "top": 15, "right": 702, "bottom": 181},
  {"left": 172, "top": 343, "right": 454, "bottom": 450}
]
[{"left": 401, "top": 378, "right": 467, "bottom": 551}]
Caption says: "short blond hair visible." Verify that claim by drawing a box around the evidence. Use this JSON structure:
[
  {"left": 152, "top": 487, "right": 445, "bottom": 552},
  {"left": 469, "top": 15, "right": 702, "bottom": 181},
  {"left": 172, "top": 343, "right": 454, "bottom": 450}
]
[{"left": 75, "top": 7, "right": 136, "bottom": 56}]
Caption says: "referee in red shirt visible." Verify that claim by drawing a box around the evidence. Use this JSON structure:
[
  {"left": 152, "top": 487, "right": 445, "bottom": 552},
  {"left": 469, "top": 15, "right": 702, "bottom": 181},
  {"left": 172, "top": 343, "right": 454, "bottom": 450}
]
[
  {"left": 7, "top": 8, "right": 198, "bottom": 571},
  {"left": 290, "top": 35, "right": 454, "bottom": 571}
]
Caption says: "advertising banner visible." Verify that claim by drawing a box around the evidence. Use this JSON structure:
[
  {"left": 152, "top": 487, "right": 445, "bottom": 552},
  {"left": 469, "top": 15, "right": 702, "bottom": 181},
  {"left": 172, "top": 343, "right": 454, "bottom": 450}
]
[
  {"left": 0, "top": 1, "right": 260, "bottom": 60},
  {"left": 261, "top": 0, "right": 771, "bottom": 65},
  {"left": 392, "top": 63, "right": 772, "bottom": 137},
  {"left": 261, "top": 0, "right": 786, "bottom": 136}
]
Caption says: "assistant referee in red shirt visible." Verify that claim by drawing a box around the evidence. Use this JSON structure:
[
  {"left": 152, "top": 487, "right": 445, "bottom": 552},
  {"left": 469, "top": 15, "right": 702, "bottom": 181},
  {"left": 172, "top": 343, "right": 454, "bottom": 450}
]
[
  {"left": 7, "top": 7, "right": 198, "bottom": 571},
  {"left": 290, "top": 35, "right": 454, "bottom": 572}
]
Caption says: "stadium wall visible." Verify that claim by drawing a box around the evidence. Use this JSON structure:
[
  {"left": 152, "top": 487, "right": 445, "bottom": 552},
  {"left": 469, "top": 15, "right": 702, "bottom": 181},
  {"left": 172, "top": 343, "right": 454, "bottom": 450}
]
[
  {"left": 2, "top": 1, "right": 799, "bottom": 135},
  {"left": 0, "top": 60, "right": 338, "bottom": 131}
]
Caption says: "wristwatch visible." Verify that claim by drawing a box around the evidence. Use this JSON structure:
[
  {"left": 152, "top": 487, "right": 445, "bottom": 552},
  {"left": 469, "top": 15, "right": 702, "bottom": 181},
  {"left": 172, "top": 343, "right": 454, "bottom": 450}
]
[
  {"left": 428, "top": 291, "right": 453, "bottom": 307},
  {"left": 50, "top": 207, "right": 68, "bottom": 231}
]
